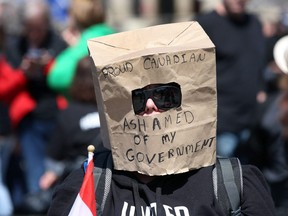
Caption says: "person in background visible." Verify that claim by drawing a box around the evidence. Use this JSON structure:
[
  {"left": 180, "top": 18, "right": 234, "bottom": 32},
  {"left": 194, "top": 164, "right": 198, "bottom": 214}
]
[
  {"left": 260, "top": 34, "right": 288, "bottom": 215},
  {"left": 0, "top": 2, "right": 27, "bottom": 213},
  {"left": 244, "top": 4, "right": 288, "bottom": 173},
  {"left": 196, "top": 0, "right": 266, "bottom": 162},
  {"left": 258, "top": 3, "right": 287, "bottom": 107},
  {"left": 47, "top": 0, "right": 115, "bottom": 98},
  {"left": 2, "top": 0, "right": 67, "bottom": 212},
  {"left": 0, "top": 7, "right": 15, "bottom": 213},
  {"left": 39, "top": 56, "right": 101, "bottom": 193},
  {"left": 0, "top": 53, "right": 27, "bottom": 215},
  {"left": 0, "top": 103, "right": 14, "bottom": 216}
]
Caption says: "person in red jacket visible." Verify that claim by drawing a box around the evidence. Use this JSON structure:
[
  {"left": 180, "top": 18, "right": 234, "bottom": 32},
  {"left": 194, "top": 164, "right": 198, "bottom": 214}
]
[
  {"left": 0, "top": 56, "right": 36, "bottom": 127},
  {"left": 1, "top": 1, "right": 67, "bottom": 213}
]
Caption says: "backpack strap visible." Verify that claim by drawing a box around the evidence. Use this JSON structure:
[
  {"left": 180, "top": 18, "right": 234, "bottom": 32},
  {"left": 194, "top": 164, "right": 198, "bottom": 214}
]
[
  {"left": 93, "top": 150, "right": 112, "bottom": 216},
  {"left": 92, "top": 136, "right": 113, "bottom": 216},
  {"left": 213, "top": 157, "right": 243, "bottom": 216}
]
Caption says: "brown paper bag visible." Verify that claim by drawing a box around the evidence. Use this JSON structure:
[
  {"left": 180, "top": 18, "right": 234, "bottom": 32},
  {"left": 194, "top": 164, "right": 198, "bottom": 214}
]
[{"left": 87, "top": 21, "right": 217, "bottom": 176}]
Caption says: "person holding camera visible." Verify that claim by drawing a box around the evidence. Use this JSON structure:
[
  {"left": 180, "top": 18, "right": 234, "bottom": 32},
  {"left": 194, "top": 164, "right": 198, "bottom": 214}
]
[{"left": 2, "top": 1, "right": 67, "bottom": 213}]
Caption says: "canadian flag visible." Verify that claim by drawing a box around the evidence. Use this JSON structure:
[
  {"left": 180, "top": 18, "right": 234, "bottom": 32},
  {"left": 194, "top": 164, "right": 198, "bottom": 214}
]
[{"left": 68, "top": 147, "right": 96, "bottom": 216}]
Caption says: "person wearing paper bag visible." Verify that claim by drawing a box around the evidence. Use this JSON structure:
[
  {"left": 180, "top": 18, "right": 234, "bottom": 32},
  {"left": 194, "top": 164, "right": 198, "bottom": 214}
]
[{"left": 48, "top": 22, "right": 275, "bottom": 215}]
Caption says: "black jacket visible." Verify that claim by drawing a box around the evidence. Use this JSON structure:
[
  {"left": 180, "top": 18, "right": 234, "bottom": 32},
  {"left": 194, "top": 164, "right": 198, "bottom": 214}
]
[
  {"left": 48, "top": 161, "right": 275, "bottom": 215},
  {"left": 47, "top": 102, "right": 100, "bottom": 161},
  {"left": 196, "top": 11, "right": 266, "bottom": 133}
]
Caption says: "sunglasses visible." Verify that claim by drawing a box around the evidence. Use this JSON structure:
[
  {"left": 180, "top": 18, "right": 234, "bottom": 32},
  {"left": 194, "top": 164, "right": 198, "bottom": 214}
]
[{"left": 132, "top": 83, "right": 182, "bottom": 114}]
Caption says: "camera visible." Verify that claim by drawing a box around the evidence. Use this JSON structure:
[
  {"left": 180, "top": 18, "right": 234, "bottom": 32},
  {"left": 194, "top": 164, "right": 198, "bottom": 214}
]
[{"left": 26, "top": 48, "right": 43, "bottom": 59}]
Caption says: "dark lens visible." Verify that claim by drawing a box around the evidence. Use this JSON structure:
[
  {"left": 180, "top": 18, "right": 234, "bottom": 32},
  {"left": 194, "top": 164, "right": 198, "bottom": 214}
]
[
  {"left": 154, "top": 86, "right": 181, "bottom": 109},
  {"left": 153, "top": 88, "right": 166, "bottom": 101},
  {"left": 132, "top": 83, "right": 182, "bottom": 114},
  {"left": 132, "top": 90, "right": 145, "bottom": 114}
]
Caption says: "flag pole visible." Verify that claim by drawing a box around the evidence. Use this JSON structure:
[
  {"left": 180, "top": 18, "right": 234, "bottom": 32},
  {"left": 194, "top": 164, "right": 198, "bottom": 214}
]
[
  {"left": 68, "top": 144, "right": 97, "bottom": 216},
  {"left": 87, "top": 145, "right": 95, "bottom": 155}
]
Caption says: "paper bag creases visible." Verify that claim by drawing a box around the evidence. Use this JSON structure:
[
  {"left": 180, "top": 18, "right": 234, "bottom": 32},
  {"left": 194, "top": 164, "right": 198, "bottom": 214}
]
[{"left": 88, "top": 21, "right": 217, "bottom": 176}]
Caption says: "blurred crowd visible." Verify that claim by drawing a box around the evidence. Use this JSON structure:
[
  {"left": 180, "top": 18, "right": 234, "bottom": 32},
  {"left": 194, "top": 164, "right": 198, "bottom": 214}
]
[{"left": 0, "top": 0, "right": 288, "bottom": 215}]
